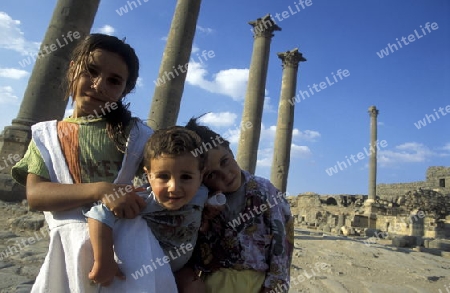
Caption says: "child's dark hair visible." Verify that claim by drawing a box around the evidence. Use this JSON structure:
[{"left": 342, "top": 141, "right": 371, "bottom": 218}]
[
  {"left": 143, "top": 126, "right": 206, "bottom": 171},
  {"left": 185, "top": 116, "right": 230, "bottom": 150},
  {"left": 66, "top": 33, "right": 139, "bottom": 152}
]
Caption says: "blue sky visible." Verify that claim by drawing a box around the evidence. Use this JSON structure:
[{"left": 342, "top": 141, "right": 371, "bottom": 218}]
[{"left": 0, "top": 0, "right": 449, "bottom": 195}]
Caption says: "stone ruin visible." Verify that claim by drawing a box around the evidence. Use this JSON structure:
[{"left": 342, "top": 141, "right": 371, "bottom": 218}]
[{"left": 288, "top": 186, "right": 450, "bottom": 254}]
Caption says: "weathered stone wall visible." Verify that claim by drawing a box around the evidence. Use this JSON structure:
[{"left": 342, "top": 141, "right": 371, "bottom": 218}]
[
  {"left": 375, "top": 213, "right": 444, "bottom": 238},
  {"left": 377, "top": 166, "right": 450, "bottom": 200},
  {"left": 376, "top": 181, "right": 430, "bottom": 200},
  {"left": 426, "top": 166, "right": 450, "bottom": 194},
  {"left": 375, "top": 215, "right": 411, "bottom": 235}
]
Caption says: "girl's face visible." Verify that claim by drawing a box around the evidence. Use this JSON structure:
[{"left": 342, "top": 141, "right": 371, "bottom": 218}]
[
  {"left": 71, "top": 49, "right": 129, "bottom": 118},
  {"left": 203, "top": 145, "right": 242, "bottom": 194}
]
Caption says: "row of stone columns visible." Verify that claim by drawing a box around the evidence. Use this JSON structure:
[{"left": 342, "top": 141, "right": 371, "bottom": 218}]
[
  {"left": 0, "top": 0, "right": 378, "bottom": 200},
  {"left": 236, "top": 15, "right": 280, "bottom": 174},
  {"left": 0, "top": 5, "right": 305, "bottom": 199},
  {"left": 235, "top": 14, "right": 306, "bottom": 193}
]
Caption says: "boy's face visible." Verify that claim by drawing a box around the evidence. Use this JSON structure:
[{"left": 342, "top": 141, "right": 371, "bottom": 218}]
[
  {"left": 145, "top": 153, "right": 203, "bottom": 210},
  {"left": 203, "top": 145, "right": 242, "bottom": 194}
]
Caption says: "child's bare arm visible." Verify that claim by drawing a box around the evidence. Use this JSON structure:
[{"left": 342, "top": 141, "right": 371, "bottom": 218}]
[
  {"left": 26, "top": 173, "right": 146, "bottom": 218},
  {"left": 87, "top": 218, "right": 125, "bottom": 286}
]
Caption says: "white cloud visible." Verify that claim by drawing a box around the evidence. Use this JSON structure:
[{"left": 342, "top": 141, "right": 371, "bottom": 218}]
[
  {"left": 196, "top": 25, "right": 214, "bottom": 34},
  {"left": 0, "top": 12, "right": 40, "bottom": 55},
  {"left": 263, "top": 96, "right": 276, "bottom": 113},
  {"left": 378, "top": 142, "right": 437, "bottom": 166},
  {"left": 160, "top": 36, "right": 168, "bottom": 41},
  {"left": 256, "top": 143, "right": 312, "bottom": 168},
  {"left": 199, "top": 112, "right": 237, "bottom": 127},
  {"left": 95, "top": 25, "right": 115, "bottom": 35},
  {"left": 0, "top": 86, "right": 19, "bottom": 104},
  {"left": 291, "top": 144, "right": 312, "bottom": 158},
  {"left": 191, "top": 44, "right": 200, "bottom": 53},
  {"left": 194, "top": 112, "right": 244, "bottom": 144},
  {"left": 0, "top": 68, "right": 29, "bottom": 79},
  {"left": 442, "top": 142, "right": 450, "bottom": 152},
  {"left": 292, "top": 129, "right": 321, "bottom": 142},
  {"left": 258, "top": 124, "right": 321, "bottom": 143},
  {"left": 259, "top": 124, "right": 276, "bottom": 141},
  {"left": 256, "top": 147, "right": 274, "bottom": 167},
  {"left": 223, "top": 127, "right": 240, "bottom": 144},
  {"left": 136, "top": 77, "right": 143, "bottom": 87},
  {"left": 186, "top": 61, "right": 249, "bottom": 100}
]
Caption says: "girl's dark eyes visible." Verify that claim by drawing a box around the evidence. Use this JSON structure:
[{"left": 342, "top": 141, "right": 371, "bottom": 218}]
[
  {"left": 220, "top": 158, "right": 229, "bottom": 166},
  {"left": 86, "top": 66, "right": 122, "bottom": 86},
  {"left": 108, "top": 78, "right": 122, "bottom": 85},
  {"left": 181, "top": 174, "right": 193, "bottom": 180}
]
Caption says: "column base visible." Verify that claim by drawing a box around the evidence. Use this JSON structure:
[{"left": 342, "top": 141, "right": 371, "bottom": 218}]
[
  {"left": 0, "top": 122, "right": 32, "bottom": 202},
  {"left": 364, "top": 198, "right": 376, "bottom": 207},
  {"left": 0, "top": 174, "right": 25, "bottom": 202}
]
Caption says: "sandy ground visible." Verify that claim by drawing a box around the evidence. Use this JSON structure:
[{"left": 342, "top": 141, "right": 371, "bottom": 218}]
[
  {"left": 0, "top": 200, "right": 449, "bottom": 293},
  {"left": 289, "top": 229, "right": 450, "bottom": 293}
]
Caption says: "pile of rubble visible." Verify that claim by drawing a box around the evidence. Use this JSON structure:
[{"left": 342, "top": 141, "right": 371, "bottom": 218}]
[{"left": 399, "top": 189, "right": 450, "bottom": 219}]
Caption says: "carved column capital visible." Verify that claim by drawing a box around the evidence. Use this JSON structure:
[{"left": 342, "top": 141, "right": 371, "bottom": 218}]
[
  {"left": 249, "top": 14, "right": 281, "bottom": 39},
  {"left": 368, "top": 105, "right": 379, "bottom": 117},
  {"left": 277, "top": 48, "right": 307, "bottom": 69}
]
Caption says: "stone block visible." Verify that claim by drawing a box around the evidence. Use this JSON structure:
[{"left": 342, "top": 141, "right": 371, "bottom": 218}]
[
  {"left": 392, "top": 236, "right": 416, "bottom": 248},
  {"left": 0, "top": 174, "right": 26, "bottom": 202},
  {"left": 365, "top": 228, "right": 382, "bottom": 237},
  {"left": 392, "top": 237, "right": 406, "bottom": 247},
  {"left": 428, "top": 239, "right": 450, "bottom": 252},
  {"left": 322, "top": 224, "right": 331, "bottom": 233}
]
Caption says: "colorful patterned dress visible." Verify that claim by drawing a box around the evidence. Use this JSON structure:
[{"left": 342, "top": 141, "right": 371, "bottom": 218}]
[{"left": 194, "top": 170, "right": 294, "bottom": 292}]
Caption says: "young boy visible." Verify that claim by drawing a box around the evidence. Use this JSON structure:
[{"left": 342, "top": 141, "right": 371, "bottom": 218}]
[{"left": 85, "top": 126, "right": 216, "bottom": 291}]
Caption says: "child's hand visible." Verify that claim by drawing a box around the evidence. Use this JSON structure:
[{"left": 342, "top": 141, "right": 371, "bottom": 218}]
[
  {"left": 89, "top": 258, "right": 125, "bottom": 287},
  {"left": 97, "top": 183, "right": 147, "bottom": 219}
]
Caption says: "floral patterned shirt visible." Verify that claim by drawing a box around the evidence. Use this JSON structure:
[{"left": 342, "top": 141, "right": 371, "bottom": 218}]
[{"left": 194, "top": 170, "right": 294, "bottom": 290}]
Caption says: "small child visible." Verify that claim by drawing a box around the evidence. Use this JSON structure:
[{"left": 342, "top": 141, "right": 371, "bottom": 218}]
[{"left": 85, "top": 126, "right": 223, "bottom": 292}]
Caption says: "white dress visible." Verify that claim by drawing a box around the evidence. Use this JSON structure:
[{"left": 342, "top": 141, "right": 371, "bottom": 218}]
[{"left": 30, "top": 121, "right": 177, "bottom": 293}]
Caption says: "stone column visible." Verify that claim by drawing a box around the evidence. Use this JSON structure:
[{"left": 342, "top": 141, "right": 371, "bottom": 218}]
[
  {"left": 236, "top": 14, "right": 281, "bottom": 174},
  {"left": 147, "top": 0, "right": 202, "bottom": 130},
  {"left": 270, "top": 48, "right": 306, "bottom": 193},
  {"left": 0, "top": 0, "right": 100, "bottom": 201},
  {"left": 367, "top": 105, "right": 379, "bottom": 204}
]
